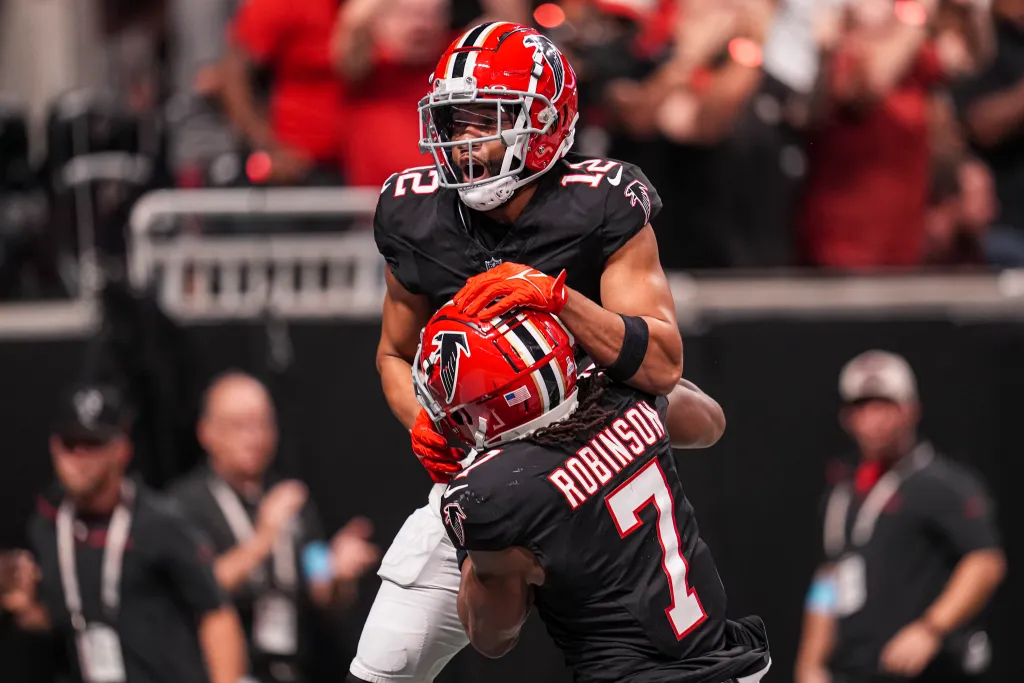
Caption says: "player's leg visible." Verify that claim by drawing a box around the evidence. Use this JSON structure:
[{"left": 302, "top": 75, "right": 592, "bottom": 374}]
[{"left": 349, "top": 496, "right": 467, "bottom": 683}]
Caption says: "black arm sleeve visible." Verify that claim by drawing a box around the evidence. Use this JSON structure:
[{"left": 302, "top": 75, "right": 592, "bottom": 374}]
[{"left": 600, "top": 162, "right": 663, "bottom": 263}]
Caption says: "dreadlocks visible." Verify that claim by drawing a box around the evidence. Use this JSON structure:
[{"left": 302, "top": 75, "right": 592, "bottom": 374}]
[{"left": 527, "top": 373, "right": 616, "bottom": 449}]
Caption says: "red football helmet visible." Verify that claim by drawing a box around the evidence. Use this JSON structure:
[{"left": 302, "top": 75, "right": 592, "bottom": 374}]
[
  {"left": 412, "top": 304, "right": 579, "bottom": 450},
  {"left": 418, "top": 22, "right": 579, "bottom": 210}
]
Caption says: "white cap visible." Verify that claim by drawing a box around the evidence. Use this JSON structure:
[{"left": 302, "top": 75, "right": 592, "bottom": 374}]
[{"left": 839, "top": 350, "right": 918, "bottom": 404}]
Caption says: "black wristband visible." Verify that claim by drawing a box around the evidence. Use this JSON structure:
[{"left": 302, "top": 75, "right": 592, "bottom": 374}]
[
  {"left": 456, "top": 548, "right": 469, "bottom": 571},
  {"left": 606, "top": 315, "right": 649, "bottom": 383}
]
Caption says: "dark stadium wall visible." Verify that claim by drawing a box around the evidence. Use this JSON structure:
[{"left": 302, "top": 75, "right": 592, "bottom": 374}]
[{"left": 0, "top": 319, "right": 1020, "bottom": 683}]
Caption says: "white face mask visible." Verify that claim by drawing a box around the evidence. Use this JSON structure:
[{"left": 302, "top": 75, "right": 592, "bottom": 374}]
[{"left": 458, "top": 175, "right": 519, "bottom": 211}]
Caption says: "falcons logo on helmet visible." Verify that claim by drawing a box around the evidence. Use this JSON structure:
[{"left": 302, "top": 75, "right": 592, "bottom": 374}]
[
  {"left": 428, "top": 331, "right": 471, "bottom": 404},
  {"left": 443, "top": 502, "right": 467, "bottom": 546},
  {"left": 523, "top": 33, "right": 565, "bottom": 100},
  {"left": 624, "top": 180, "right": 652, "bottom": 224}
]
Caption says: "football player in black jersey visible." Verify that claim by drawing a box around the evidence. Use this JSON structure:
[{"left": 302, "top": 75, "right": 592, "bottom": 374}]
[
  {"left": 411, "top": 303, "right": 770, "bottom": 683},
  {"left": 350, "top": 21, "right": 702, "bottom": 683}
]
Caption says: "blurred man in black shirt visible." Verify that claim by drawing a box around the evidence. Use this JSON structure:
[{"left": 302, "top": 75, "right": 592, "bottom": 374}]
[
  {"left": 170, "top": 372, "right": 379, "bottom": 683},
  {"left": 795, "top": 352, "right": 1006, "bottom": 683},
  {"left": 0, "top": 382, "right": 247, "bottom": 683}
]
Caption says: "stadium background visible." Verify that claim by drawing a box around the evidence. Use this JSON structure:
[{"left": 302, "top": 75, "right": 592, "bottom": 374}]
[{"left": 1, "top": 0, "right": 1022, "bottom": 681}]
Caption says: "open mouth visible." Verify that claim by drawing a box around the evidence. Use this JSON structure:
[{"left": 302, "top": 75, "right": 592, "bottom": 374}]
[{"left": 459, "top": 156, "right": 491, "bottom": 182}]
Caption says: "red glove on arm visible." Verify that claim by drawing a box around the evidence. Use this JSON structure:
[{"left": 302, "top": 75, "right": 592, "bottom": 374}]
[
  {"left": 411, "top": 410, "right": 466, "bottom": 484},
  {"left": 454, "top": 263, "right": 567, "bottom": 319}
]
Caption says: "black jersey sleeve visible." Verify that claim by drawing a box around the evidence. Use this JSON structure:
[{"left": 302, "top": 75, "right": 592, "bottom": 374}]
[
  {"left": 601, "top": 161, "right": 663, "bottom": 262},
  {"left": 373, "top": 173, "right": 425, "bottom": 296},
  {"left": 440, "top": 446, "right": 564, "bottom": 554}
]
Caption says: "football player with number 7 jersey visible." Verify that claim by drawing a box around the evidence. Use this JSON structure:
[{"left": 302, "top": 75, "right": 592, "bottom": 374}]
[
  {"left": 352, "top": 21, "right": 704, "bottom": 683},
  {"left": 415, "top": 304, "right": 771, "bottom": 683}
]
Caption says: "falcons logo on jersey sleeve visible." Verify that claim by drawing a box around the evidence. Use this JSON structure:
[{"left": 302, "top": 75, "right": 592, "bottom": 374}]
[
  {"left": 443, "top": 502, "right": 467, "bottom": 546},
  {"left": 624, "top": 180, "right": 652, "bottom": 224}
]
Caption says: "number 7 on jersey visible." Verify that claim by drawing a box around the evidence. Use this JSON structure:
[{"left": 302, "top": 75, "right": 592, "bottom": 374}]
[{"left": 606, "top": 459, "right": 707, "bottom": 639}]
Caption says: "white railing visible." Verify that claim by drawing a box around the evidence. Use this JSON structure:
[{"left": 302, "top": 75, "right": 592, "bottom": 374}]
[
  {"left": 2, "top": 187, "right": 1024, "bottom": 338},
  {"left": 128, "top": 187, "right": 382, "bottom": 318}
]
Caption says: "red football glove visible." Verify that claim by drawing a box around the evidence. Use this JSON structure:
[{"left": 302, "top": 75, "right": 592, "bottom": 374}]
[
  {"left": 411, "top": 410, "right": 466, "bottom": 484},
  {"left": 454, "top": 263, "right": 568, "bottom": 319}
]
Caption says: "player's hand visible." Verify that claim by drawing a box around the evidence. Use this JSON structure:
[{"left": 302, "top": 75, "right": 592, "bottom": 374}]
[
  {"left": 256, "top": 480, "right": 308, "bottom": 540},
  {"left": 412, "top": 410, "right": 466, "bottom": 483},
  {"left": 454, "top": 263, "right": 567, "bottom": 319},
  {"left": 330, "top": 517, "right": 380, "bottom": 582},
  {"left": 879, "top": 620, "right": 942, "bottom": 677}
]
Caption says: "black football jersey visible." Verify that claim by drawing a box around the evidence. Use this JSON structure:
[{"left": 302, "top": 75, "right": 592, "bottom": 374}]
[
  {"left": 440, "top": 376, "right": 770, "bottom": 683},
  {"left": 373, "top": 153, "right": 663, "bottom": 311}
]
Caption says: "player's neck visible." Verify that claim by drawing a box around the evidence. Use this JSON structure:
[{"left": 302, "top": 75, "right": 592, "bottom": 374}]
[{"left": 483, "top": 183, "right": 539, "bottom": 225}]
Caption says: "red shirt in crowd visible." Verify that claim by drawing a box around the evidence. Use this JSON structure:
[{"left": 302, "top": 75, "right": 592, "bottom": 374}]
[
  {"left": 798, "top": 45, "right": 944, "bottom": 269},
  {"left": 342, "top": 47, "right": 436, "bottom": 188},
  {"left": 231, "top": 0, "right": 346, "bottom": 166}
]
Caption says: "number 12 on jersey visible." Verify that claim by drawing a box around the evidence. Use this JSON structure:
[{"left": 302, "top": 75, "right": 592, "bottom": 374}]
[{"left": 606, "top": 459, "right": 707, "bottom": 639}]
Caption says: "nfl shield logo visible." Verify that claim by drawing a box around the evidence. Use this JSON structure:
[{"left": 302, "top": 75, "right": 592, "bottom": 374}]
[{"left": 484, "top": 258, "right": 502, "bottom": 270}]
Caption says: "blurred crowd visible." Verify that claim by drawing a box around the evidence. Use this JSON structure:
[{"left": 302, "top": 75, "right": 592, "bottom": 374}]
[{"left": 2, "top": 0, "right": 1024, "bottom": 299}]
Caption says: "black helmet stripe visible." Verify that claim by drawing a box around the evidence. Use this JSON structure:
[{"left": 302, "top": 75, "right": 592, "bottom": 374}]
[{"left": 452, "top": 22, "right": 495, "bottom": 78}]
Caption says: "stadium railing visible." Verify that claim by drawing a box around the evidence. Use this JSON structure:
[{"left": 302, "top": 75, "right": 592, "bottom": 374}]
[{"left": 1, "top": 187, "right": 1024, "bottom": 339}]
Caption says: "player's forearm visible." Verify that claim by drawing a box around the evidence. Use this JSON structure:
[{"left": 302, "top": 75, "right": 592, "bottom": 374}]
[
  {"left": 666, "top": 379, "right": 725, "bottom": 448},
  {"left": 377, "top": 352, "right": 421, "bottom": 430},
  {"left": 560, "top": 289, "right": 682, "bottom": 396},
  {"left": 921, "top": 548, "right": 1005, "bottom": 635},
  {"left": 199, "top": 606, "right": 247, "bottom": 683},
  {"left": 459, "top": 560, "right": 528, "bottom": 659},
  {"left": 213, "top": 533, "right": 274, "bottom": 594}
]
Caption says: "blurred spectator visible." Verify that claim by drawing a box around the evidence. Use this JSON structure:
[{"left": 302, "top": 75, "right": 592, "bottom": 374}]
[
  {"left": 219, "top": 0, "right": 346, "bottom": 186},
  {"left": 794, "top": 351, "right": 1006, "bottom": 683},
  {"left": 170, "top": 372, "right": 379, "bottom": 683},
  {"left": 954, "top": 0, "right": 1024, "bottom": 266},
  {"left": 923, "top": 92, "right": 997, "bottom": 264},
  {"left": 575, "top": 0, "right": 817, "bottom": 269},
  {"left": 450, "top": 0, "right": 531, "bottom": 29},
  {"left": 330, "top": 0, "right": 453, "bottom": 188},
  {"left": 167, "top": 0, "right": 246, "bottom": 185},
  {"left": 798, "top": 0, "right": 993, "bottom": 270},
  {"left": 0, "top": 382, "right": 247, "bottom": 683},
  {"left": 925, "top": 154, "right": 996, "bottom": 265}
]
